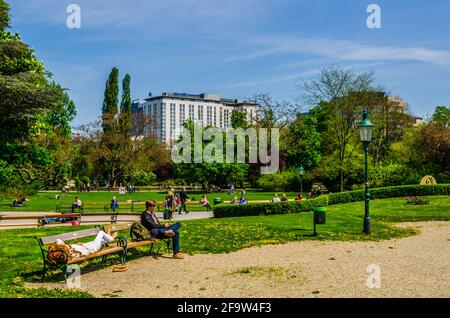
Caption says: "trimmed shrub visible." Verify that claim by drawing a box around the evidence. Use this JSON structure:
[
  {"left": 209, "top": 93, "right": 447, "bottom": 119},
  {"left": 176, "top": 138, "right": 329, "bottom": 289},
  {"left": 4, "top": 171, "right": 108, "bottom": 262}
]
[
  {"left": 255, "top": 170, "right": 303, "bottom": 192},
  {"left": 213, "top": 184, "right": 449, "bottom": 218},
  {"left": 213, "top": 196, "right": 328, "bottom": 218},
  {"left": 328, "top": 184, "right": 450, "bottom": 205},
  {"left": 370, "top": 164, "right": 421, "bottom": 188}
]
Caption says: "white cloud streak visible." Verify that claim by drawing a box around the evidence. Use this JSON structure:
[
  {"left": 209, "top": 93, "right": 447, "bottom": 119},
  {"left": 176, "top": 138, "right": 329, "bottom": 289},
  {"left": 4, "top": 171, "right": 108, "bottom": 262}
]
[{"left": 225, "top": 36, "right": 450, "bottom": 65}]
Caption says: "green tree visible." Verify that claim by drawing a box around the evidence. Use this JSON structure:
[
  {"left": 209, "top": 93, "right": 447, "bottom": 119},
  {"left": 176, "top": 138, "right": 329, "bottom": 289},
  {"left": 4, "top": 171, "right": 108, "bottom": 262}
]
[
  {"left": 102, "top": 67, "right": 119, "bottom": 132},
  {"left": 120, "top": 73, "right": 131, "bottom": 113},
  {"left": 430, "top": 106, "right": 450, "bottom": 128},
  {"left": 119, "top": 73, "right": 132, "bottom": 135},
  {"left": 0, "top": 2, "right": 76, "bottom": 192},
  {"left": 0, "top": 0, "right": 9, "bottom": 32},
  {"left": 300, "top": 65, "right": 381, "bottom": 191},
  {"left": 284, "top": 113, "right": 322, "bottom": 170}
]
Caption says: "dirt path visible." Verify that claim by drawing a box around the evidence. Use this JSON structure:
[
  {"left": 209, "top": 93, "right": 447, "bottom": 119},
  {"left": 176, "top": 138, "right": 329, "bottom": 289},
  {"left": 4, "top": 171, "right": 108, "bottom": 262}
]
[{"left": 30, "top": 221, "right": 450, "bottom": 298}]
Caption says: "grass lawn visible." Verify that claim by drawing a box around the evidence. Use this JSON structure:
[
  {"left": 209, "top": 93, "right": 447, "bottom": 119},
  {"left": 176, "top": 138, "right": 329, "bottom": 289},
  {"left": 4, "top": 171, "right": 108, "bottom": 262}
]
[
  {"left": 0, "top": 195, "right": 448, "bottom": 297},
  {"left": 0, "top": 191, "right": 299, "bottom": 212}
]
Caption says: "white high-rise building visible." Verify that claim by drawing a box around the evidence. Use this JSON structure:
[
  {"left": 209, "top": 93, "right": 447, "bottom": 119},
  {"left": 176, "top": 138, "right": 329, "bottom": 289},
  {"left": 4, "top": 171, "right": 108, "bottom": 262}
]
[{"left": 132, "top": 92, "right": 259, "bottom": 144}]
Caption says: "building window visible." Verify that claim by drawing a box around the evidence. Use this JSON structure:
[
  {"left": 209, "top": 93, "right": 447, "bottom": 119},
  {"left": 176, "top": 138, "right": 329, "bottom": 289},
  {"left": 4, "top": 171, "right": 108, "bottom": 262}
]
[
  {"left": 207, "top": 106, "right": 212, "bottom": 126},
  {"left": 219, "top": 108, "right": 223, "bottom": 128},
  {"left": 189, "top": 105, "right": 195, "bottom": 121},
  {"left": 180, "top": 104, "right": 186, "bottom": 126},
  {"left": 161, "top": 103, "right": 167, "bottom": 141},
  {"left": 224, "top": 109, "right": 229, "bottom": 128},
  {"left": 170, "top": 103, "right": 176, "bottom": 141},
  {"left": 213, "top": 107, "right": 217, "bottom": 127},
  {"left": 198, "top": 105, "right": 204, "bottom": 126}
]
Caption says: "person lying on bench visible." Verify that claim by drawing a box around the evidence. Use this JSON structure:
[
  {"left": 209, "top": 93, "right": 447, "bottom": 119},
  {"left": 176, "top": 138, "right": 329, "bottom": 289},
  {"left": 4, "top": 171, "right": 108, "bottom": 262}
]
[
  {"left": 39, "top": 211, "right": 78, "bottom": 225},
  {"left": 141, "top": 200, "right": 184, "bottom": 259},
  {"left": 53, "top": 229, "right": 118, "bottom": 258}
]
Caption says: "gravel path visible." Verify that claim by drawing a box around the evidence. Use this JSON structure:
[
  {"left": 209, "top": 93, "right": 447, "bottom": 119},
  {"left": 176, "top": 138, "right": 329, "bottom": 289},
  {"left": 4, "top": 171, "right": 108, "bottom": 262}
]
[{"left": 30, "top": 221, "right": 450, "bottom": 298}]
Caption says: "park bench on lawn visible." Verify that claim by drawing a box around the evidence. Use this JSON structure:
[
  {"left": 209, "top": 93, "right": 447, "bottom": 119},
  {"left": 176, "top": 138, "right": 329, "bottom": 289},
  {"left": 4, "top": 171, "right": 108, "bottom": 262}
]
[
  {"left": 56, "top": 201, "right": 109, "bottom": 213},
  {"left": 35, "top": 227, "right": 127, "bottom": 282},
  {"left": 0, "top": 213, "right": 81, "bottom": 228},
  {"left": 35, "top": 222, "right": 172, "bottom": 281},
  {"left": 103, "top": 222, "right": 172, "bottom": 257}
]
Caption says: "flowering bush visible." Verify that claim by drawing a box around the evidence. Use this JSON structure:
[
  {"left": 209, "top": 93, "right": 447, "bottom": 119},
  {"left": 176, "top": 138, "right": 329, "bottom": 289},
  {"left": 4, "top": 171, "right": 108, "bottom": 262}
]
[{"left": 405, "top": 196, "right": 430, "bottom": 205}]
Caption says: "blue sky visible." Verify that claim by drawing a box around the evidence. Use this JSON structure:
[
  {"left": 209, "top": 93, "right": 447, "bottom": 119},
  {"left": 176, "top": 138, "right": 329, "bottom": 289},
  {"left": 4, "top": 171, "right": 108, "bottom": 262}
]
[{"left": 7, "top": 0, "right": 450, "bottom": 126}]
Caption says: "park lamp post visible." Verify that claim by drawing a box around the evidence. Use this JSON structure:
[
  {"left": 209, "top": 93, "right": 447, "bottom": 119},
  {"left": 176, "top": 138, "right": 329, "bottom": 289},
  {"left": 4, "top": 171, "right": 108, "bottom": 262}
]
[
  {"left": 358, "top": 110, "right": 374, "bottom": 235},
  {"left": 298, "top": 165, "right": 305, "bottom": 195}
]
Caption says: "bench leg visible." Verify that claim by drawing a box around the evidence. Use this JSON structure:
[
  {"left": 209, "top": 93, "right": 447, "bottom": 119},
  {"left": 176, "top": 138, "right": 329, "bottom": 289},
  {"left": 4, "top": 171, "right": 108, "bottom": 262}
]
[
  {"left": 41, "top": 264, "right": 47, "bottom": 283},
  {"left": 120, "top": 248, "right": 127, "bottom": 265},
  {"left": 62, "top": 264, "right": 68, "bottom": 283},
  {"left": 149, "top": 242, "right": 154, "bottom": 255},
  {"left": 165, "top": 240, "right": 172, "bottom": 254}
]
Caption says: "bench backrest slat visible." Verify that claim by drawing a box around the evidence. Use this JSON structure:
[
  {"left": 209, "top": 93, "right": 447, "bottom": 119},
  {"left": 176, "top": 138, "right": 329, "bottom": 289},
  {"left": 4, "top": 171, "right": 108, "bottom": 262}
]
[
  {"left": 103, "top": 223, "right": 134, "bottom": 233},
  {"left": 40, "top": 228, "right": 102, "bottom": 245}
]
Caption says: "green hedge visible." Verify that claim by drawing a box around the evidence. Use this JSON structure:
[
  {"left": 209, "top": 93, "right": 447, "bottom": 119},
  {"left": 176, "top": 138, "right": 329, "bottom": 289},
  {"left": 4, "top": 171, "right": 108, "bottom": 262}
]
[
  {"left": 328, "top": 184, "right": 450, "bottom": 205},
  {"left": 213, "top": 196, "right": 328, "bottom": 218},
  {"left": 213, "top": 184, "right": 450, "bottom": 218}
]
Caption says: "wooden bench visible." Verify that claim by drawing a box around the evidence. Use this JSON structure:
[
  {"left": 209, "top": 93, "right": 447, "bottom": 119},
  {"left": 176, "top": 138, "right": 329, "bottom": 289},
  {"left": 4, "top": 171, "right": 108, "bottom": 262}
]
[
  {"left": 103, "top": 222, "right": 172, "bottom": 256},
  {"left": 35, "top": 227, "right": 127, "bottom": 282},
  {"left": 0, "top": 213, "right": 81, "bottom": 227},
  {"left": 56, "top": 202, "right": 108, "bottom": 213}
]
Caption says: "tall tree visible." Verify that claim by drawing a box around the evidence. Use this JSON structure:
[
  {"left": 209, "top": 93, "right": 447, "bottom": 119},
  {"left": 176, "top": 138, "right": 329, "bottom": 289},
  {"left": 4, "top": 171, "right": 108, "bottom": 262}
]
[
  {"left": 299, "top": 65, "right": 379, "bottom": 191},
  {"left": 0, "top": 1, "right": 76, "bottom": 192},
  {"left": 102, "top": 67, "right": 119, "bottom": 131},
  {"left": 0, "top": 0, "right": 10, "bottom": 31},
  {"left": 119, "top": 73, "right": 132, "bottom": 135},
  {"left": 120, "top": 73, "right": 131, "bottom": 114}
]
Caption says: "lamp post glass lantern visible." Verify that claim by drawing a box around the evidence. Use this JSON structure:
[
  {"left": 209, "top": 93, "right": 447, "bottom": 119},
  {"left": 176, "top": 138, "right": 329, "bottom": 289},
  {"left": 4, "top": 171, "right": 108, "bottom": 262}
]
[
  {"left": 298, "top": 165, "right": 305, "bottom": 195},
  {"left": 358, "top": 110, "right": 374, "bottom": 234}
]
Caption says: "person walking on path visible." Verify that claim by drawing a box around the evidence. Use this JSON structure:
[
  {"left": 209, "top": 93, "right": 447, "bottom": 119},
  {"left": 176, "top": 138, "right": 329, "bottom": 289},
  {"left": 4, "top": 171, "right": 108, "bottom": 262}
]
[
  {"left": 111, "top": 196, "right": 119, "bottom": 213},
  {"left": 179, "top": 188, "right": 190, "bottom": 214}
]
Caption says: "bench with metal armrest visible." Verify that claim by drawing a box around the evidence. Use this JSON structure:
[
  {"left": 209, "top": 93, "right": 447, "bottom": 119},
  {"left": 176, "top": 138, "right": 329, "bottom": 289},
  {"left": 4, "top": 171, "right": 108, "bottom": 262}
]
[
  {"left": 103, "top": 222, "right": 172, "bottom": 256},
  {"left": 35, "top": 227, "right": 127, "bottom": 282}
]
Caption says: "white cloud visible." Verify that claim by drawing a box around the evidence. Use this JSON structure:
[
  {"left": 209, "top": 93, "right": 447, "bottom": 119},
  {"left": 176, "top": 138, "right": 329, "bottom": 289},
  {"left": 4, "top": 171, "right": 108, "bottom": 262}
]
[{"left": 225, "top": 36, "right": 450, "bottom": 65}]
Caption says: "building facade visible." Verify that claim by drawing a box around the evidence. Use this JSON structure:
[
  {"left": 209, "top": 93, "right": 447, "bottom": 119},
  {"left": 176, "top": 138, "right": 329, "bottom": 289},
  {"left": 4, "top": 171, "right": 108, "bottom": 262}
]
[{"left": 132, "top": 92, "right": 259, "bottom": 144}]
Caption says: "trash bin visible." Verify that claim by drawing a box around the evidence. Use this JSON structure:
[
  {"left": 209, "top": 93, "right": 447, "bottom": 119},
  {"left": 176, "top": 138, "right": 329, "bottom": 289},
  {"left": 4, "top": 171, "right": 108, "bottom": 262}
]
[
  {"left": 213, "top": 198, "right": 222, "bottom": 205},
  {"left": 314, "top": 206, "right": 327, "bottom": 224}
]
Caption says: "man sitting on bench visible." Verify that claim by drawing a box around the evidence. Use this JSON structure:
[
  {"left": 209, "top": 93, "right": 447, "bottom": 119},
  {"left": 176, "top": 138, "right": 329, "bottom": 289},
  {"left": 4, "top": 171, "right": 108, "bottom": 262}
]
[
  {"left": 141, "top": 200, "right": 184, "bottom": 259},
  {"left": 71, "top": 197, "right": 83, "bottom": 213}
]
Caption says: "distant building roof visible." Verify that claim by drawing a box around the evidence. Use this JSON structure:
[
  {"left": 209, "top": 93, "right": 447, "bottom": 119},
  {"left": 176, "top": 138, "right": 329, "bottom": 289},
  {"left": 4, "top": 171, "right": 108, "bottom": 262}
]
[{"left": 142, "top": 92, "right": 258, "bottom": 107}]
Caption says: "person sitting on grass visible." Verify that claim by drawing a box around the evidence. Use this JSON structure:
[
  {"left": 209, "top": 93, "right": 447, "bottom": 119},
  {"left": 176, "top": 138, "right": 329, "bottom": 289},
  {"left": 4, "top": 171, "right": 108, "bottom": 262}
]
[
  {"left": 51, "top": 229, "right": 118, "bottom": 259},
  {"left": 141, "top": 200, "right": 184, "bottom": 259},
  {"left": 281, "top": 193, "right": 288, "bottom": 202},
  {"left": 200, "top": 194, "right": 212, "bottom": 210},
  {"left": 295, "top": 193, "right": 303, "bottom": 201},
  {"left": 230, "top": 197, "right": 238, "bottom": 204},
  {"left": 272, "top": 193, "right": 281, "bottom": 203},
  {"left": 12, "top": 197, "right": 25, "bottom": 207},
  {"left": 239, "top": 194, "right": 247, "bottom": 205}
]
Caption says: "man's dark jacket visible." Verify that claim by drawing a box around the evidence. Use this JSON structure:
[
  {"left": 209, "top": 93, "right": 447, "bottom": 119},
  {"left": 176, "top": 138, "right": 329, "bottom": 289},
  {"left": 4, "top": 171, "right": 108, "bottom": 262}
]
[{"left": 141, "top": 211, "right": 165, "bottom": 238}]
